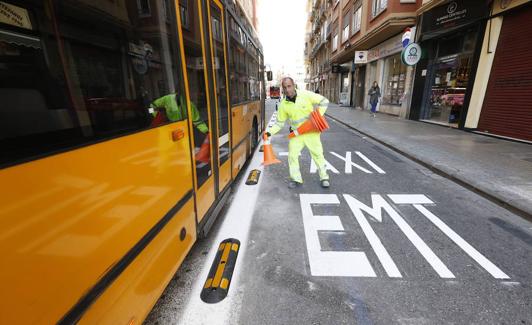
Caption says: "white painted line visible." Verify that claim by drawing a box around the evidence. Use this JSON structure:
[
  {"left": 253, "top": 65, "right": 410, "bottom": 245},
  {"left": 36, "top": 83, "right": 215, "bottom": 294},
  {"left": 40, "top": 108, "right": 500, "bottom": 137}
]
[
  {"left": 388, "top": 194, "right": 433, "bottom": 205},
  {"left": 343, "top": 194, "right": 402, "bottom": 278},
  {"left": 176, "top": 142, "right": 265, "bottom": 324},
  {"left": 300, "top": 194, "right": 376, "bottom": 277},
  {"left": 310, "top": 158, "right": 340, "bottom": 174},
  {"left": 330, "top": 151, "right": 372, "bottom": 174},
  {"left": 369, "top": 194, "right": 455, "bottom": 278},
  {"left": 413, "top": 204, "right": 510, "bottom": 279},
  {"left": 355, "top": 151, "right": 386, "bottom": 174}
]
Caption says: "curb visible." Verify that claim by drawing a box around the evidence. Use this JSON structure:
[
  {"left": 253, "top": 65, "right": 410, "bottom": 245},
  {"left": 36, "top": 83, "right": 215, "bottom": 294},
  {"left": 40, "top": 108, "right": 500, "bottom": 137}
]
[{"left": 326, "top": 113, "right": 532, "bottom": 222}]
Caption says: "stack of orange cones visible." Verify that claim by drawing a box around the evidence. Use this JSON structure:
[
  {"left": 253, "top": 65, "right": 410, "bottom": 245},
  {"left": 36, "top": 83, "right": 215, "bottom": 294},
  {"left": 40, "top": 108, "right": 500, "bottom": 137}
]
[
  {"left": 195, "top": 133, "right": 210, "bottom": 164},
  {"left": 288, "top": 110, "right": 329, "bottom": 138},
  {"left": 262, "top": 133, "right": 281, "bottom": 166}
]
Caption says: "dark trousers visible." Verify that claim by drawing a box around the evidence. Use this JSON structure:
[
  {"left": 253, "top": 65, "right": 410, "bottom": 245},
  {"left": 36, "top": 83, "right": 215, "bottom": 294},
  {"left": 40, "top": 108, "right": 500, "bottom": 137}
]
[{"left": 370, "top": 102, "right": 377, "bottom": 113}]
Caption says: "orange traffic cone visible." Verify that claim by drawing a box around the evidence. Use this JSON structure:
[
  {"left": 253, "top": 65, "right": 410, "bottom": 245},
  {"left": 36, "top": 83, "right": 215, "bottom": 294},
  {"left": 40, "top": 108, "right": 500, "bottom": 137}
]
[
  {"left": 195, "top": 133, "right": 210, "bottom": 164},
  {"left": 262, "top": 133, "right": 281, "bottom": 166},
  {"left": 288, "top": 110, "right": 329, "bottom": 138}
]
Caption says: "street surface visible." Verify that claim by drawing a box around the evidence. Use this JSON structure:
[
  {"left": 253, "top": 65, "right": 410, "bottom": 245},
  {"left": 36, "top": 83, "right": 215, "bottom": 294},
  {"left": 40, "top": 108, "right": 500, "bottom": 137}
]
[{"left": 146, "top": 99, "right": 532, "bottom": 325}]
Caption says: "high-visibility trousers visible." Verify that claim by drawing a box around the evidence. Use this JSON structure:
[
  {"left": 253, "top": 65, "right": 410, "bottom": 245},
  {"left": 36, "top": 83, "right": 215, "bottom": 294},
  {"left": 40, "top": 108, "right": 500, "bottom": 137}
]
[{"left": 288, "top": 132, "right": 329, "bottom": 183}]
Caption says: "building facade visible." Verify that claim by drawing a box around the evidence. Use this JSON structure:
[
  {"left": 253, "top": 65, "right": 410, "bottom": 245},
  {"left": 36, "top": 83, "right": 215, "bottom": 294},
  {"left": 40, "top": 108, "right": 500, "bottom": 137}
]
[{"left": 305, "top": 0, "right": 532, "bottom": 142}]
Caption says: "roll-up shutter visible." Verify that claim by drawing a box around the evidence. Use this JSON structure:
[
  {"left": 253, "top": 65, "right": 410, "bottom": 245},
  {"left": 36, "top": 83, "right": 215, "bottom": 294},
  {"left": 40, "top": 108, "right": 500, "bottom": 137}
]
[{"left": 477, "top": 5, "right": 532, "bottom": 141}]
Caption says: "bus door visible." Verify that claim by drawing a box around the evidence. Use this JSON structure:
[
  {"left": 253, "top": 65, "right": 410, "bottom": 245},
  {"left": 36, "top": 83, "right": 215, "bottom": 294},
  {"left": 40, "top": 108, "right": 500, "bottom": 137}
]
[
  {"left": 205, "top": 0, "right": 232, "bottom": 192},
  {"left": 179, "top": 0, "right": 217, "bottom": 223}
]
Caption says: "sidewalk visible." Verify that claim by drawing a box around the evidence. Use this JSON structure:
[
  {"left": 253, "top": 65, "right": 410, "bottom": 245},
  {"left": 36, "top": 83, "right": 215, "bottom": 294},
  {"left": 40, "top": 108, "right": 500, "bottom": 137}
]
[{"left": 326, "top": 104, "right": 532, "bottom": 219}]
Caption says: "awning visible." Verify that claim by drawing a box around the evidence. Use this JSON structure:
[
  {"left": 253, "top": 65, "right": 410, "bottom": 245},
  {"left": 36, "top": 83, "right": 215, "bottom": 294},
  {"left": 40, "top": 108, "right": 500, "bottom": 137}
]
[{"left": 0, "top": 29, "right": 41, "bottom": 49}]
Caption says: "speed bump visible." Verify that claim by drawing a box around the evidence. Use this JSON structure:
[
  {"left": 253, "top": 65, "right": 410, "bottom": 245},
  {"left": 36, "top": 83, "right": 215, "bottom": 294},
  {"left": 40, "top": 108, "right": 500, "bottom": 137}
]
[
  {"left": 245, "top": 169, "right": 261, "bottom": 185},
  {"left": 200, "top": 238, "right": 240, "bottom": 303}
]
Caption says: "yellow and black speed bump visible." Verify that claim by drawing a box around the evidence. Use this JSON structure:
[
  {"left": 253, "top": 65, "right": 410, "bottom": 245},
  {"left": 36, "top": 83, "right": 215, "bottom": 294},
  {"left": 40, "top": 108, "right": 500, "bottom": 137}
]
[
  {"left": 245, "top": 169, "right": 261, "bottom": 185},
  {"left": 259, "top": 145, "right": 264, "bottom": 152},
  {"left": 200, "top": 238, "right": 240, "bottom": 303}
]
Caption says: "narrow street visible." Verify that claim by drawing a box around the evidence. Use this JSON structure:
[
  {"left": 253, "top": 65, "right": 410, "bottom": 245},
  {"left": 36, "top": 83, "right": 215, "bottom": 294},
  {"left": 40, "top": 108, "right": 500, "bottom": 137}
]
[{"left": 146, "top": 99, "right": 532, "bottom": 325}]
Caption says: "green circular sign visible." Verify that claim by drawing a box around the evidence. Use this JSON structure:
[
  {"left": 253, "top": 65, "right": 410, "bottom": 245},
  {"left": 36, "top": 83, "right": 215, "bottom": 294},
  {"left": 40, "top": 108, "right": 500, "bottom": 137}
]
[{"left": 401, "top": 43, "right": 422, "bottom": 66}]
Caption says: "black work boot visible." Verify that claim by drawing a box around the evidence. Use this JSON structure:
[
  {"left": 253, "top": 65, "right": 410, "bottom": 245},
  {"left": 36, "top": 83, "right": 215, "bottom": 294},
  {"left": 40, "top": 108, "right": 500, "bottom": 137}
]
[
  {"left": 288, "top": 181, "right": 301, "bottom": 189},
  {"left": 320, "top": 179, "right": 330, "bottom": 188}
]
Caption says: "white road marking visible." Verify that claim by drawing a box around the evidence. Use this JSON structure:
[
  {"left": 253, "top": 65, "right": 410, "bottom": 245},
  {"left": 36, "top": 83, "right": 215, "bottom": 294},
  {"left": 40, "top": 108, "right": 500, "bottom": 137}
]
[
  {"left": 343, "top": 194, "right": 402, "bottom": 278},
  {"left": 310, "top": 158, "right": 340, "bottom": 174},
  {"left": 176, "top": 136, "right": 267, "bottom": 324},
  {"left": 388, "top": 195, "right": 510, "bottom": 279},
  {"left": 355, "top": 151, "right": 386, "bottom": 174},
  {"left": 330, "top": 151, "right": 372, "bottom": 174},
  {"left": 352, "top": 193, "right": 455, "bottom": 278},
  {"left": 300, "top": 194, "right": 376, "bottom": 277}
]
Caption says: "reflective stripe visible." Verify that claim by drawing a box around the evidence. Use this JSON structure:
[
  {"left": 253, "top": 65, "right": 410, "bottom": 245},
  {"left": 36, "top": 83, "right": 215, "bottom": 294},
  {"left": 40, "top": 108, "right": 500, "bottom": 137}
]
[
  {"left": 293, "top": 129, "right": 300, "bottom": 136},
  {"left": 290, "top": 116, "right": 307, "bottom": 125}
]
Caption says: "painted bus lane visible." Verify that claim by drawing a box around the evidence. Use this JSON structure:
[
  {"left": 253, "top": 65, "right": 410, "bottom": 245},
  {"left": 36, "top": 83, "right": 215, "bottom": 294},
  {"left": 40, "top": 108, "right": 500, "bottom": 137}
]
[{"left": 236, "top": 104, "right": 532, "bottom": 325}]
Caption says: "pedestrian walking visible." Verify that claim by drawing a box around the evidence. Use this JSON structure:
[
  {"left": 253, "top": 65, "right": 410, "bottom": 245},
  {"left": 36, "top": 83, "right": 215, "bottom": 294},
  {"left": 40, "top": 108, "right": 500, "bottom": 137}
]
[
  {"left": 368, "top": 81, "right": 381, "bottom": 117},
  {"left": 265, "top": 77, "right": 331, "bottom": 189}
]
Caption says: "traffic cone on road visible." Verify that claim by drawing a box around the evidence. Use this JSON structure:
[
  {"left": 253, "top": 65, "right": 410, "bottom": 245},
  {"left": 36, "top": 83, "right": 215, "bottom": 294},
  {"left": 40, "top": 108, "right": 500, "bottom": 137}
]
[
  {"left": 262, "top": 133, "right": 281, "bottom": 166},
  {"left": 195, "top": 133, "right": 210, "bottom": 164},
  {"left": 287, "top": 110, "right": 329, "bottom": 138}
]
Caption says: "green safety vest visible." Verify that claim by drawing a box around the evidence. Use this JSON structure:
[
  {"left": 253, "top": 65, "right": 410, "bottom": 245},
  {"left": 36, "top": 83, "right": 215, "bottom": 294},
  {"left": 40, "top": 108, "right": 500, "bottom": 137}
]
[
  {"left": 151, "top": 94, "right": 208, "bottom": 133},
  {"left": 268, "top": 89, "right": 329, "bottom": 135}
]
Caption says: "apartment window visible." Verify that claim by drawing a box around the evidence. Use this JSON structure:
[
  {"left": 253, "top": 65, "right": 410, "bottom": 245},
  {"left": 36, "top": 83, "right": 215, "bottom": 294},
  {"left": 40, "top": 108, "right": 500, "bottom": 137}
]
[
  {"left": 342, "top": 25, "right": 349, "bottom": 43},
  {"left": 332, "top": 34, "right": 338, "bottom": 51},
  {"left": 137, "top": 0, "right": 151, "bottom": 17},
  {"left": 372, "top": 0, "right": 387, "bottom": 17},
  {"left": 352, "top": 6, "right": 361, "bottom": 34},
  {"left": 342, "top": 11, "right": 350, "bottom": 43}
]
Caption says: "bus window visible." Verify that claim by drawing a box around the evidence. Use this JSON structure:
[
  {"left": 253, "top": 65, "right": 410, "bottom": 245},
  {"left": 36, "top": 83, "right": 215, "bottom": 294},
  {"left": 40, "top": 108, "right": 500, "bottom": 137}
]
[
  {"left": 181, "top": 0, "right": 212, "bottom": 187},
  {"left": 208, "top": 3, "right": 230, "bottom": 165},
  {"left": 0, "top": 0, "right": 188, "bottom": 167}
]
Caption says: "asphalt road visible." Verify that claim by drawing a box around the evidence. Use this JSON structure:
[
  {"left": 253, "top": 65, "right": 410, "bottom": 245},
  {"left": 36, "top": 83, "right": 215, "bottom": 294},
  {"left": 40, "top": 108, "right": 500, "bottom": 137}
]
[{"left": 146, "top": 99, "right": 532, "bottom": 325}]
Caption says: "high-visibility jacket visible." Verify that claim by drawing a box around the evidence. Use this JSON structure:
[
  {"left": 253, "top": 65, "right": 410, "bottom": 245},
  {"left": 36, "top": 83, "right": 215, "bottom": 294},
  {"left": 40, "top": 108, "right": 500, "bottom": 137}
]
[
  {"left": 150, "top": 93, "right": 208, "bottom": 133},
  {"left": 267, "top": 89, "right": 329, "bottom": 136}
]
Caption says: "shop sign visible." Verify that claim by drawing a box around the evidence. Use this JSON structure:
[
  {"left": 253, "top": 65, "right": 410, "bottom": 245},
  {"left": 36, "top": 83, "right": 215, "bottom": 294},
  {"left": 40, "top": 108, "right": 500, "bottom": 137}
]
[
  {"left": 354, "top": 51, "right": 368, "bottom": 64},
  {"left": 0, "top": 1, "right": 32, "bottom": 30},
  {"left": 401, "top": 43, "right": 422, "bottom": 66},
  {"left": 367, "top": 27, "right": 416, "bottom": 63},
  {"left": 422, "top": 1, "right": 488, "bottom": 33}
]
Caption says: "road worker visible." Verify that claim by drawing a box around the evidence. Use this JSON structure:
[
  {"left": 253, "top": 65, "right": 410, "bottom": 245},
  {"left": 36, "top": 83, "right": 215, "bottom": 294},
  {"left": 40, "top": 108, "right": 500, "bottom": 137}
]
[
  {"left": 265, "top": 77, "right": 330, "bottom": 189},
  {"left": 149, "top": 93, "right": 208, "bottom": 133}
]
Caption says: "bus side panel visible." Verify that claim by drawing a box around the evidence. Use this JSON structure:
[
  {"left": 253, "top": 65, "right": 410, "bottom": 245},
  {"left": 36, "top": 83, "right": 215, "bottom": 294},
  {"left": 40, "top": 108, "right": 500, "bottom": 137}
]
[
  {"left": 79, "top": 199, "right": 196, "bottom": 325},
  {"left": 232, "top": 142, "right": 247, "bottom": 179},
  {"left": 231, "top": 104, "right": 249, "bottom": 150},
  {"left": 0, "top": 121, "right": 194, "bottom": 324}
]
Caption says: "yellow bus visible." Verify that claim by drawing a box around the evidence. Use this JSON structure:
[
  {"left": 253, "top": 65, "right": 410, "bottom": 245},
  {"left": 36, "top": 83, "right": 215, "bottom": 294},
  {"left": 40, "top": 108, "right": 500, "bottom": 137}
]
[{"left": 0, "top": 0, "right": 264, "bottom": 323}]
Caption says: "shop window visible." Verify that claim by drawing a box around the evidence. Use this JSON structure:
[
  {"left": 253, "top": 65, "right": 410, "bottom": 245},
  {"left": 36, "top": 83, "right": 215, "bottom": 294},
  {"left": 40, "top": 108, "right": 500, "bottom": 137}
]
[{"left": 382, "top": 54, "right": 407, "bottom": 105}]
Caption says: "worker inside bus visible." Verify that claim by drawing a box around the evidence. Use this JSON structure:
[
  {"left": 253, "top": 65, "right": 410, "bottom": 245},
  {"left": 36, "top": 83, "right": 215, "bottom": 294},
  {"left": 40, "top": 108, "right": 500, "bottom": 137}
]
[{"left": 148, "top": 92, "right": 208, "bottom": 133}]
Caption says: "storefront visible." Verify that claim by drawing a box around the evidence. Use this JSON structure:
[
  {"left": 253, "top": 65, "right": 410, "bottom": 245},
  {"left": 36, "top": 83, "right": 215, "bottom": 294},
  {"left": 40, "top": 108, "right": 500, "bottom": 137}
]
[
  {"left": 475, "top": 2, "right": 532, "bottom": 142},
  {"left": 364, "top": 29, "right": 415, "bottom": 117},
  {"left": 410, "top": 1, "right": 489, "bottom": 128}
]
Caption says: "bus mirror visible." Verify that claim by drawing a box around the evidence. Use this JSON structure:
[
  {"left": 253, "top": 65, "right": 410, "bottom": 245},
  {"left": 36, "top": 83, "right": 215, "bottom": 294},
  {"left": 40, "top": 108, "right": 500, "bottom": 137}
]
[{"left": 266, "top": 71, "right": 273, "bottom": 81}]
